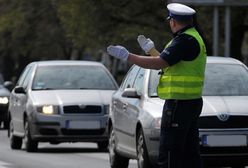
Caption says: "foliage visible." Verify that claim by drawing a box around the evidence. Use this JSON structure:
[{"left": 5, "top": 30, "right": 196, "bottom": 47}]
[{"left": 0, "top": 0, "right": 247, "bottom": 82}]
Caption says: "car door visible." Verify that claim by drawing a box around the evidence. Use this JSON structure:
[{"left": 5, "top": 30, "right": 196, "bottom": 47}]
[
  {"left": 11, "top": 65, "right": 33, "bottom": 134},
  {"left": 123, "top": 68, "right": 145, "bottom": 151},
  {"left": 113, "top": 66, "right": 140, "bottom": 152}
]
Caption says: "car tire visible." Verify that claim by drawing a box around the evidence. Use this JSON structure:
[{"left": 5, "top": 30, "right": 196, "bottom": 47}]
[
  {"left": 24, "top": 120, "right": 38, "bottom": 152},
  {"left": 9, "top": 119, "right": 22, "bottom": 150},
  {"left": 136, "top": 129, "right": 152, "bottom": 168},
  {"left": 109, "top": 126, "right": 129, "bottom": 168},
  {"left": 97, "top": 141, "right": 108, "bottom": 151}
]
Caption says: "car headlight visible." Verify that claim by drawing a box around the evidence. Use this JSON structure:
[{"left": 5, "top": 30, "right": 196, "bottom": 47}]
[
  {"left": 0, "top": 97, "right": 8, "bottom": 104},
  {"left": 37, "top": 105, "right": 59, "bottom": 115},
  {"left": 152, "top": 118, "right": 161, "bottom": 129}
]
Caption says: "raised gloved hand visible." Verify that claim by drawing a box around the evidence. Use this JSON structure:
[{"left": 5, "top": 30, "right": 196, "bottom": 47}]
[
  {"left": 137, "top": 35, "right": 154, "bottom": 53},
  {"left": 107, "top": 45, "right": 129, "bottom": 61}
]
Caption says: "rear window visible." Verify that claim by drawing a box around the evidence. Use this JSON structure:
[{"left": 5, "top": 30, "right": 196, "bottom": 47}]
[{"left": 32, "top": 65, "right": 117, "bottom": 90}]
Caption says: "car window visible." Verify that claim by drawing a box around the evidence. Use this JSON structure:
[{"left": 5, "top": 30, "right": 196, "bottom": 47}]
[
  {"left": 22, "top": 66, "right": 34, "bottom": 89},
  {"left": 203, "top": 64, "right": 248, "bottom": 96},
  {"left": 148, "top": 70, "right": 160, "bottom": 97},
  {"left": 32, "top": 65, "right": 117, "bottom": 90},
  {"left": 133, "top": 68, "right": 145, "bottom": 95},
  {"left": 121, "top": 66, "right": 140, "bottom": 90},
  {"left": 17, "top": 66, "right": 32, "bottom": 86}
]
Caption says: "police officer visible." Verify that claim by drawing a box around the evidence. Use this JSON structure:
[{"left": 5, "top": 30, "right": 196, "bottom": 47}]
[{"left": 107, "top": 3, "right": 206, "bottom": 168}]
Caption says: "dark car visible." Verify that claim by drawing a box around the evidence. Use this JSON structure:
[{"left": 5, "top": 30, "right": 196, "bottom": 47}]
[
  {"left": 108, "top": 56, "right": 248, "bottom": 168},
  {"left": 0, "top": 73, "right": 13, "bottom": 129}
]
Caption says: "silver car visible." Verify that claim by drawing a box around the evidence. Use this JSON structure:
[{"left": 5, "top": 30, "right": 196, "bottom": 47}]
[
  {"left": 8, "top": 60, "right": 118, "bottom": 152},
  {"left": 108, "top": 56, "right": 248, "bottom": 168}
]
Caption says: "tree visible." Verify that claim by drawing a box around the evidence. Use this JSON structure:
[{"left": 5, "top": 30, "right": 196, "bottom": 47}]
[{"left": 0, "top": 0, "right": 247, "bottom": 82}]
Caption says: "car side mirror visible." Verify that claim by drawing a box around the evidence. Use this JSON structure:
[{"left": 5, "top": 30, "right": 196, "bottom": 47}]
[
  {"left": 14, "top": 86, "right": 26, "bottom": 94},
  {"left": 122, "top": 88, "right": 141, "bottom": 98},
  {"left": 4, "top": 81, "right": 14, "bottom": 91}
]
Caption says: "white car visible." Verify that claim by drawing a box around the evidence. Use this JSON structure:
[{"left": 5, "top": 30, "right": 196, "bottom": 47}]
[
  {"left": 108, "top": 56, "right": 248, "bottom": 168},
  {"left": 8, "top": 60, "right": 118, "bottom": 152}
]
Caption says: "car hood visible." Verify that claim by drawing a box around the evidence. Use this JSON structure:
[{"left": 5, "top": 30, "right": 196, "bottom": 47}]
[
  {"left": 0, "top": 86, "right": 10, "bottom": 97},
  {"left": 30, "top": 90, "right": 116, "bottom": 106},
  {"left": 202, "top": 96, "right": 248, "bottom": 116},
  {"left": 146, "top": 96, "right": 248, "bottom": 118}
]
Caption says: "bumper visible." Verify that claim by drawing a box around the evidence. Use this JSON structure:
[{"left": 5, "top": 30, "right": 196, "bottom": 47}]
[
  {"left": 201, "top": 147, "right": 248, "bottom": 166},
  {"left": 143, "top": 128, "right": 160, "bottom": 165},
  {"left": 199, "top": 129, "right": 248, "bottom": 166},
  {"left": 143, "top": 128, "right": 248, "bottom": 167},
  {"left": 29, "top": 113, "right": 109, "bottom": 143}
]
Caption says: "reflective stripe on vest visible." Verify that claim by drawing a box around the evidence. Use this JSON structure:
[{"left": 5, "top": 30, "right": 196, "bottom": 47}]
[{"left": 157, "top": 27, "right": 206, "bottom": 100}]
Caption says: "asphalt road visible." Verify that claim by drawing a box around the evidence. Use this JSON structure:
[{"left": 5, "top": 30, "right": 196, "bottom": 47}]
[
  {"left": 1, "top": 128, "right": 247, "bottom": 168},
  {"left": 0, "top": 128, "right": 138, "bottom": 168}
]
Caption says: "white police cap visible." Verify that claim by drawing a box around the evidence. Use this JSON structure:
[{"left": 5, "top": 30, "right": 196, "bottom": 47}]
[{"left": 167, "top": 3, "right": 196, "bottom": 20}]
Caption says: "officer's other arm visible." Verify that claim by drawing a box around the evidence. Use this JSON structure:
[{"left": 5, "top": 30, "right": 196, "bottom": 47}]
[
  {"left": 137, "top": 35, "right": 160, "bottom": 56},
  {"left": 149, "top": 48, "right": 161, "bottom": 56}
]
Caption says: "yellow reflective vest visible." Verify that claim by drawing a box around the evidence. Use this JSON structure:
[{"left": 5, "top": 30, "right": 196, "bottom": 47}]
[{"left": 157, "top": 27, "right": 207, "bottom": 100}]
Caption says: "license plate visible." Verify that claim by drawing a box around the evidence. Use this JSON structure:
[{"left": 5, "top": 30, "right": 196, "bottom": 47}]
[
  {"left": 202, "top": 135, "right": 247, "bottom": 147},
  {"left": 67, "top": 121, "right": 100, "bottom": 129}
]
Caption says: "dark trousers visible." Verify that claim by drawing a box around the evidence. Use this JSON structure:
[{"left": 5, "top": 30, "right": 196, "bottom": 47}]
[{"left": 157, "top": 98, "right": 203, "bottom": 168}]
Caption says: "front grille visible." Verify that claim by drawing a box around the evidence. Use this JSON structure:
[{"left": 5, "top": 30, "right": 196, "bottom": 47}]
[
  {"left": 200, "top": 146, "right": 248, "bottom": 154},
  {"left": 63, "top": 105, "right": 102, "bottom": 114},
  {"left": 0, "top": 105, "right": 8, "bottom": 112},
  {"left": 198, "top": 116, "right": 248, "bottom": 129},
  {"left": 61, "top": 129, "right": 105, "bottom": 135},
  {"left": 39, "top": 128, "right": 58, "bottom": 135}
]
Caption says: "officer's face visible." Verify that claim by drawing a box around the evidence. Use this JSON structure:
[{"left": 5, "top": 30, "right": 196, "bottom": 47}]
[{"left": 169, "top": 18, "right": 176, "bottom": 33}]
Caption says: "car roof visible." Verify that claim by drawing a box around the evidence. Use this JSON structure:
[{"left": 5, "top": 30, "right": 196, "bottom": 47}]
[
  {"left": 29, "top": 60, "right": 105, "bottom": 67},
  {"left": 207, "top": 56, "right": 243, "bottom": 65}
]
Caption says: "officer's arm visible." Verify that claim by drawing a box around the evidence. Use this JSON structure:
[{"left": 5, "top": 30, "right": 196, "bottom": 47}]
[{"left": 127, "top": 53, "right": 169, "bottom": 70}]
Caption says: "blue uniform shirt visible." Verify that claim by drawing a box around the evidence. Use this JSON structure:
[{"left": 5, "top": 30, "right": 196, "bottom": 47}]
[{"left": 160, "top": 26, "right": 200, "bottom": 66}]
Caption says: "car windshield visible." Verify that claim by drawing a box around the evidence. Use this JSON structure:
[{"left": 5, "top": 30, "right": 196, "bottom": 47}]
[
  {"left": 32, "top": 65, "right": 117, "bottom": 90},
  {"left": 148, "top": 63, "right": 248, "bottom": 97},
  {"left": 203, "top": 63, "right": 248, "bottom": 96}
]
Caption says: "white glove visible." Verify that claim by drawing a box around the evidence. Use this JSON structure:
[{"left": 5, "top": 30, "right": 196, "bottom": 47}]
[
  {"left": 107, "top": 45, "right": 129, "bottom": 61},
  {"left": 137, "top": 35, "right": 154, "bottom": 53}
]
